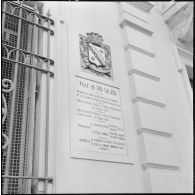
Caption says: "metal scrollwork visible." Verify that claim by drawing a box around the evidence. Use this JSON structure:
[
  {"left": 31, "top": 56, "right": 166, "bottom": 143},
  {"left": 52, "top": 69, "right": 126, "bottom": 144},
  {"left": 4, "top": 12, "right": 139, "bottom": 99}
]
[{"left": 2, "top": 79, "right": 14, "bottom": 154}]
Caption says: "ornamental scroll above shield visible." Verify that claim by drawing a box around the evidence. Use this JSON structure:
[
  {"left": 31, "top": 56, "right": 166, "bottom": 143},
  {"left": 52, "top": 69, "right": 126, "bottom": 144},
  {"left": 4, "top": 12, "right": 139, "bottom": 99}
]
[{"left": 80, "top": 32, "right": 113, "bottom": 80}]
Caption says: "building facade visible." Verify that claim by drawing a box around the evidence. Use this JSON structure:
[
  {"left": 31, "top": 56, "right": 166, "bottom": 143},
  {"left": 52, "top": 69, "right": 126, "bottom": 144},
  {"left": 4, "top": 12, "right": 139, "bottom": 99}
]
[{"left": 1, "top": 1, "right": 193, "bottom": 193}]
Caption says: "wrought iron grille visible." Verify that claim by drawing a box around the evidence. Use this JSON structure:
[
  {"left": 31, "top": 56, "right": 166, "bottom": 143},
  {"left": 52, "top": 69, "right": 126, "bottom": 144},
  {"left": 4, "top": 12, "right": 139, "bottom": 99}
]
[{"left": 2, "top": 1, "right": 54, "bottom": 194}]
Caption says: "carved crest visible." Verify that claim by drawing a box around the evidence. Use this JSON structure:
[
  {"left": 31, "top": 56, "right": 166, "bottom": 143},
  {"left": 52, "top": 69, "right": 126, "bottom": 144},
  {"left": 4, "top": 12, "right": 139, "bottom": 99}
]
[{"left": 80, "top": 32, "right": 113, "bottom": 80}]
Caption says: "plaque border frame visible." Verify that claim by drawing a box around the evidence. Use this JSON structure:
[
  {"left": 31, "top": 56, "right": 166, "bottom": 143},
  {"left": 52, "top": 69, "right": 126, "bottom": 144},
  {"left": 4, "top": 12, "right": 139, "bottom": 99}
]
[{"left": 70, "top": 75, "right": 133, "bottom": 164}]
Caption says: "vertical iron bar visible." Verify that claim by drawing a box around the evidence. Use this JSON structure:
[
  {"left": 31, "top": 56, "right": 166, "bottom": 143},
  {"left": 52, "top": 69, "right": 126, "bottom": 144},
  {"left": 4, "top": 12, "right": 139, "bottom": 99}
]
[
  {"left": 25, "top": 2, "right": 39, "bottom": 193},
  {"left": 18, "top": 19, "right": 33, "bottom": 192},
  {"left": 32, "top": 19, "right": 44, "bottom": 194},
  {"left": 2, "top": 1, "right": 6, "bottom": 36},
  {"left": 44, "top": 10, "right": 51, "bottom": 194},
  {"left": 3, "top": 2, "right": 23, "bottom": 194},
  {"left": 18, "top": 65, "right": 30, "bottom": 193}
]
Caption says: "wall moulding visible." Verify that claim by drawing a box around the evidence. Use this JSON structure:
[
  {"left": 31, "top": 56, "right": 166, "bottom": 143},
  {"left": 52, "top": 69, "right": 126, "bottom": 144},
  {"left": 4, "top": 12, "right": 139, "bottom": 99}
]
[
  {"left": 129, "top": 74, "right": 166, "bottom": 108},
  {"left": 128, "top": 70, "right": 160, "bottom": 82},
  {"left": 124, "top": 44, "right": 155, "bottom": 58},
  {"left": 132, "top": 97, "right": 166, "bottom": 108},
  {"left": 119, "top": 2, "right": 149, "bottom": 22},
  {"left": 162, "top": 2, "right": 193, "bottom": 52},
  {"left": 125, "top": 49, "right": 160, "bottom": 81},
  {"left": 142, "top": 162, "right": 179, "bottom": 170},
  {"left": 133, "top": 101, "right": 172, "bottom": 137},
  {"left": 177, "top": 46, "right": 193, "bottom": 61},
  {"left": 122, "top": 26, "right": 155, "bottom": 57},
  {"left": 137, "top": 128, "right": 172, "bottom": 138},
  {"left": 139, "top": 133, "right": 180, "bottom": 170},
  {"left": 119, "top": 13, "right": 153, "bottom": 36},
  {"left": 127, "top": 2, "right": 154, "bottom": 13}
]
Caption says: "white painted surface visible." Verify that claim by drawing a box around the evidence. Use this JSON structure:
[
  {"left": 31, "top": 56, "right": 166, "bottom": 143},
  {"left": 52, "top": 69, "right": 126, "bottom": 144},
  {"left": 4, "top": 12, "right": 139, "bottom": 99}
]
[
  {"left": 40, "top": 1, "right": 193, "bottom": 193},
  {"left": 130, "top": 74, "right": 165, "bottom": 105},
  {"left": 134, "top": 101, "right": 171, "bottom": 135},
  {"left": 149, "top": 6, "right": 193, "bottom": 192},
  {"left": 144, "top": 168, "right": 186, "bottom": 193},
  {"left": 125, "top": 49, "right": 160, "bottom": 79},
  {"left": 140, "top": 133, "right": 179, "bottom": 167},
  {"left": 119, "top": 13, "right": 152, "bottom": 35},
  {"left": 119, "top": 2, "right": 149, "bottom": 23},
  {"left": 122, "top": 26, "right": 155, "bottom": 54},
  {"left": 44, "top": 2, "right": 145, "bottom": 193}
]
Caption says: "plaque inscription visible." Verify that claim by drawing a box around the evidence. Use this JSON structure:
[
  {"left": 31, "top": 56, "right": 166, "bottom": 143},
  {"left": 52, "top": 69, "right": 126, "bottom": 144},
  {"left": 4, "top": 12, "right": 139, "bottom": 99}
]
[{"left": 72, "top": 76, "right": 128, "bottom": 157}]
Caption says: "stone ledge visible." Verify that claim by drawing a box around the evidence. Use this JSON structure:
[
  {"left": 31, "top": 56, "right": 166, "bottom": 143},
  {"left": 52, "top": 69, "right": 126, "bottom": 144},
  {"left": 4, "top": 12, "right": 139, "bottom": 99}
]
[
  {"left": 119, "top": 2, "right": 149, "bottom": 22},
  {"left": 137, "top": 128, "right": 172, "bottom": 137},
  {"left": 133, "top": 97, "right": 166, "bottom": 108},
  {"left": 127, "top": 2, "right": 154, "bottom": 12},
  {"left": 130, "top": 74, "right": 166, "bottom": 106},
  {"left": 128, "top": 69, "right": 160, "bottom": 81},
  {"left": 125, "top": 49, "right": 160, "bottom": 81},
  {"left": 142, "top": 162, "right": 179, "bottom": 170},
  {"left": 119, "top": 13, "right": 153, "bottom": 36},
  {"left": 134, "top": 101, "right": 171, "bottom": 136},
  {"left": 177, "top": 46, "right": 193, "bottom": 61},
  {"left": 139, "top": 133, "right": 180, "bottom": 169},
  {"left": 125, "top": 44, "right": 155, "bottom": 58}
]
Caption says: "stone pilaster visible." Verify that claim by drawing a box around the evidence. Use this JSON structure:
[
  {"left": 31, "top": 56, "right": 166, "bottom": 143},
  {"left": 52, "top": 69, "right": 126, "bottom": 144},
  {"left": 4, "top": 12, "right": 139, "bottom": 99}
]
[{"left": 119, "top": 2, "right": 185, "bottom": 192}]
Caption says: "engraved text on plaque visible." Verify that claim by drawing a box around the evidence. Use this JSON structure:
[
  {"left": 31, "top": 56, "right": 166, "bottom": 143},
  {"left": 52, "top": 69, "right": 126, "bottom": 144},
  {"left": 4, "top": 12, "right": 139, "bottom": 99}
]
[{"left": 72, "top": 76, "right": 127, "bottom": 157}]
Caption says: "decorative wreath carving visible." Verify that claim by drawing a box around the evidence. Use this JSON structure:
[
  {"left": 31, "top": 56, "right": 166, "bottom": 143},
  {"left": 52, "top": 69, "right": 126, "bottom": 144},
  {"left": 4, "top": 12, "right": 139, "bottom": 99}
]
[{"left": 80, "top": 33, "right": 113, "bottom": 80}]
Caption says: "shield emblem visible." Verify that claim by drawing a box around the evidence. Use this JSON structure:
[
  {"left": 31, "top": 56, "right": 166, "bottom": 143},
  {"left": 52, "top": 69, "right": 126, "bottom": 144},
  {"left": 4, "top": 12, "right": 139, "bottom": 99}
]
[
  {"left": 88, "top": 43, "right": 105, "bottom": 67},
  {"left": 80, "top": 32, "right": 113, "bottom": 80}
]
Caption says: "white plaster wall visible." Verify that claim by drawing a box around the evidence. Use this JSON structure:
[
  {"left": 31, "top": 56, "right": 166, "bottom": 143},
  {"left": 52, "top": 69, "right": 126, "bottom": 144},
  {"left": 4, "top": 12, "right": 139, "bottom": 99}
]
[
  {"left": 134, "top": 101, "right": 172, "bottom": 135},
  {"left": 43, "top": 2, "right": 145, "bottom": 193},
  {"left": 125, "top": 49, "right": 160, "bottom": 79},
  {"left": 148, "top": 7, "right": 193, "bottom": 192},
  {"left": 41, "top": 1, "right": 193, "bottom": 193}
]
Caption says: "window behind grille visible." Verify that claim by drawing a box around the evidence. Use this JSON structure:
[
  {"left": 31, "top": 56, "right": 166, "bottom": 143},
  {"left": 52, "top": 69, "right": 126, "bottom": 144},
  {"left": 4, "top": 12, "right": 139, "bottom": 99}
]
[{"left": 2, "top": 1, "right": 54, "bottom": 194}]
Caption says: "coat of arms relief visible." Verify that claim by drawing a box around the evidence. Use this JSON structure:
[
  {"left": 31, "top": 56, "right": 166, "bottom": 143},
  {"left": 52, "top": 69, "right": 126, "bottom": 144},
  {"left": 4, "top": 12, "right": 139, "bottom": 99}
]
[{"left": 80, "top": 32, "right": 113, "bottom": 80}]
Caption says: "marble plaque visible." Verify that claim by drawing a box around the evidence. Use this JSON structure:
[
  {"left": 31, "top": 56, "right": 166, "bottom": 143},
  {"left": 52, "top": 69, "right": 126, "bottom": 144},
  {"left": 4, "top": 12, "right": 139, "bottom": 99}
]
[{"left": 71, "top": 75, "right": 130, "bottom": 163}]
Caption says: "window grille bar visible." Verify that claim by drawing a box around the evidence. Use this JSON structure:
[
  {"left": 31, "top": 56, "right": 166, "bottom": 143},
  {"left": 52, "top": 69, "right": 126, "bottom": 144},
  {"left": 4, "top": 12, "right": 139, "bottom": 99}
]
[
  {"left": 3, "top": 2, "right": 23, "bottom": 193},
  {"left": 44, "top": 10, "right": 52, "bottom": 194},
  {"left": 2, "top": 1, "right": 55, "bottom": 193},
  {"left": 18, "top": 55, "right": 30, "bottom": 193},
  {"left": 2, "top": 3, "right": 6, "bottom": 36},
  {"left": 7, "top": 1, "right": 54, "bottom": 25},
  {"left": 2, "top": 43, "right": 54, "bottom": 65},
  {"left": 2, "top": 176, "right": 53, "bottom": 183},
  {"left": 26, "top": 3, "right": 38, "bottom": 193},
  {"left": 2, "top": 11, "right": 54, "bottom": 35},
  {"left": 2, "top": 57, "right": 54, "bottom": 77}
]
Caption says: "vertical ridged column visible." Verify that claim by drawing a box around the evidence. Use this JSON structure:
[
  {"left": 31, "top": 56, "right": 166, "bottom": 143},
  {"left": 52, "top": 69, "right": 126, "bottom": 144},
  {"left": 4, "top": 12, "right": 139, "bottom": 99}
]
[
  {"left": 119, "top": 2, "right": 184, "bottom": 193},
  {"left": 172, "top": 45, "right": 193, "bottom": 113}
]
